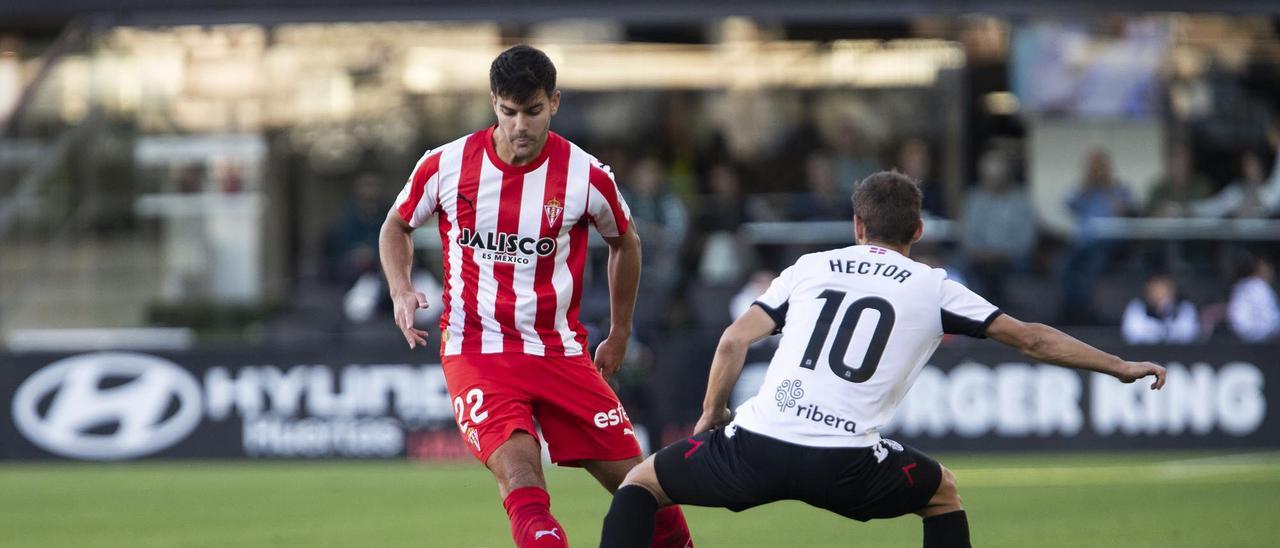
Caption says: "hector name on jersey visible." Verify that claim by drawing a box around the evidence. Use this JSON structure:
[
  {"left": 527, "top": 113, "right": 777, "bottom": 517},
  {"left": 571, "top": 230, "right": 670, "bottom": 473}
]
[{"left": 732, "top": 244, "right": 1001, "bottom": 449}]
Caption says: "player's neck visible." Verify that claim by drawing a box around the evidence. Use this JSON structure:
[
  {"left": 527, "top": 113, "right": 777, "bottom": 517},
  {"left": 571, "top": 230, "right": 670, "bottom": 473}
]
[
  {"left": 492, "top": 127, "right": 547, "bottom": 167},
  {"left": 862, "top": 240, "right": 911, "bottom": 257}
]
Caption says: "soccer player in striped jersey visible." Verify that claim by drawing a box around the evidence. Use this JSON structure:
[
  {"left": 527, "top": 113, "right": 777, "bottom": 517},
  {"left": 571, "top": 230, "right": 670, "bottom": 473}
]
[
  {"left": 380, "top": 45, "right": 692, "bottom": 547},
  {"left": 599, "top": 171, "right": 1166, "bottom": 548}
]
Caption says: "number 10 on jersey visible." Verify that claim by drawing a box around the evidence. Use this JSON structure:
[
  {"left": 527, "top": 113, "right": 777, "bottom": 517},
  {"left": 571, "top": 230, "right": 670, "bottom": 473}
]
[{"left": 799, "top": 290, "right": 895, "bottom": 383}]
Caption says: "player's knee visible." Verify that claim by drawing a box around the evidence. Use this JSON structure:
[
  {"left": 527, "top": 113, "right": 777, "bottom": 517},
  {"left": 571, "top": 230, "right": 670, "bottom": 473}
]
[
  {"left": 935, "top": 466, "right": 963, "bottom": 509},
  {"left": 620, "top": 458, "right": 669, "bottom": 505},
  {"left": 501, "top": 462, "right": 544, "bottom": 491},
  {"left": 621, "top": 458, "right": 654, "bottom": 487}
]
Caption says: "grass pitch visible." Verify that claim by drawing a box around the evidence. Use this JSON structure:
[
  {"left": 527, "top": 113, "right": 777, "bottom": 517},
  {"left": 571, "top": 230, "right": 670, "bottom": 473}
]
[{"left": 3, "top": 451, "right": 1278, "bottom": 547}]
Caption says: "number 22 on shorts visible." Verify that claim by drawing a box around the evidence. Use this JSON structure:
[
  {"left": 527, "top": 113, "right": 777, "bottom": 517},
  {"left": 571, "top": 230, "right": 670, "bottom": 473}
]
[{"left": 453, "top": 388, "right": 489, "bottom": 432}]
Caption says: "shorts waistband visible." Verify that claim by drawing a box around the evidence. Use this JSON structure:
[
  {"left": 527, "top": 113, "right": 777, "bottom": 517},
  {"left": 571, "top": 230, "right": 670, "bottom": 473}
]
[{"left": 730, "top": 423, "right": 883, "bottom": 449}]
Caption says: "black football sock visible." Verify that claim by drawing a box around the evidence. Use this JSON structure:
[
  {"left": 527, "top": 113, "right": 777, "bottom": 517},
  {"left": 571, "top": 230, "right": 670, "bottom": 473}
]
[
  {"left": 599, "top": 485, "right": 659, "bottom": 548},
  {"left": 923, "top": 510, "right": 971, "bottom": 548}
]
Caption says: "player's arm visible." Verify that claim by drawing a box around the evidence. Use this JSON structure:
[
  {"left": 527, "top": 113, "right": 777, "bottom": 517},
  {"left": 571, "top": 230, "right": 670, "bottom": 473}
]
[
  {"left": 594, "top": 225, "right": 642, "bottom": 378},
  {"left": 986, "top": 314, "right": 1166, "bottom": 389},
  {"left": 696, "top": 305, "right": 779, "bottom": 434},
  {"left": 379, "top": 210, "right": 430, "bottom": 349}
]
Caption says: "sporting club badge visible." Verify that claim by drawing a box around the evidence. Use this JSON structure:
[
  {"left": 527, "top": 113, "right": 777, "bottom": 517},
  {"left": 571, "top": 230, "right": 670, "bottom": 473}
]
[
  {"left": 466, "top": 426, "right": 481, "bottom": 452},
  {"left": 544, "top": 198, "right": 563, "bottom": 225}
]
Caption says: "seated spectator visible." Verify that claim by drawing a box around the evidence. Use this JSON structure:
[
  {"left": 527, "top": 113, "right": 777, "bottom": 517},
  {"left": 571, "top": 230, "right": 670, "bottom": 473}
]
[
  {"left": 1146, "top": 142, "right": 1213, "bottom": 217},
  {"left": 1192, "top": 149, "right": 1280, "bottom": 218},
  {"left": 1121, "top": 273, "right": 1199, "bottom": 344},
  {"left": 1059, "top": 149, "right": 1136, "bottom": 324},
  {"left": 787, "top": 152, "right": 852, "bottom": 221},
  {"left": 1228, "top": 254, "right": 1280, "bottom": 343},
  {"left": 959, "top": 147, "right": 1036, "bottom": 306}
]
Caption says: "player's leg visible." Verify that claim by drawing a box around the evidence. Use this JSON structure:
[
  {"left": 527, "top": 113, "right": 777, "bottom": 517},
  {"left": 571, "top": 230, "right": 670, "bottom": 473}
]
[
  {"left": 583, "top": 456, "right": 691, "bottom": 548},
  {"left": 581, "top": 455, "right": 642, "bottom": 493},
  {"left": 601, "top": 426, "right": 780, "bottom": 548},
  {"left": 803, "top": 438, "right": 964, "bottom": 547},
  {"left": 487, "top": 430, "right": 548, "bottom": 497},
  {"left": 533, "top": 354, "right": 692, "bottom": 547},
  {"left": 486, "top": 433, "right": 569, "bottom": 548},
  {"left": 600, "top": 455, "right": 673, "bottom": 548},
  {"left": 442, "top": 355, "right": 567, "bottom": 547},
  {"left": 915, "top": 464, "right": 970, "bottom": 548}
]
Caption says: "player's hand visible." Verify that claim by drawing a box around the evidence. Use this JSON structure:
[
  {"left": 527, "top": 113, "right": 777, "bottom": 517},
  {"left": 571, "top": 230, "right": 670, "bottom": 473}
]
[
  {"left": 1115, "top": 361, "right": 1166, "bottom": 390},
  {"left": 693, "top": 407, "right": 733, "bottom": 435},
  {"left": 594, "top": 334, "right": 628, "bottom": 379},
  {"left": 391, "top": 288, "right": 430, "bottom": 349}
]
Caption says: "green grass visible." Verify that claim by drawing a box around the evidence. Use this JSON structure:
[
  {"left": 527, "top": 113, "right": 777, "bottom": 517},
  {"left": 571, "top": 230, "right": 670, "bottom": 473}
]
[{"left": 3, "top": 451, "right": 1278, "bottom": 547}]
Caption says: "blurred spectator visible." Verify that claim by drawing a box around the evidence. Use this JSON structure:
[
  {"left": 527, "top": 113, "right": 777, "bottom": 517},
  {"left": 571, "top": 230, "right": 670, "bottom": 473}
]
[
  {"left": 324, "top": 173, "right": 386, "bottom": 285},
  {"left": 623, "top": 155, "right": 689, "bottom": 337},
  {"left": 787, "top": 152, "right": 853, "bottom": 221},
  {"left": 690, "top": 162, "right": 773, "bottom": 284},
  {"left": 624, "top": 155, "right": 689, "bottom": 288},
  {"left": 1192, "top": 150, "right": 1280, "bottom": 218},
  {"left": 830, "top": 120, "right": 880, "bottom": 195},
  {"left": 729, "top": 270, "right": 776, "bottom": 321},
  {"left": 959, "top": 148, "right": 1036, "bottom": 305},
  {"left": 1060, "top": 149, "right": 1135, "bottom": 324},
  {"left": 1121, "top": 273, "right": 1199, "bottom": 344},
  {"left": 1228, "top": 254, "right": 1280, "bottom": 343},
  {"left": 1146, "top": 143, "right": 1213, "bottom": 217},
  {"left": 897, "top": 138, "right": 946, "bottom": 218}
]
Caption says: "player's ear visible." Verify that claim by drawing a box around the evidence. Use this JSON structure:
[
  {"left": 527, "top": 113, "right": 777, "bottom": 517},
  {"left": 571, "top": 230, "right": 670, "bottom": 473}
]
[
  {"left": 548, "top": 89, "right": 561, "bottom": 116},
  {"left": 911, "top": 219, "right": 924, "bottom": 244},
  {"left": 853, "top": 215, "right": 865, "bottom": 244}
]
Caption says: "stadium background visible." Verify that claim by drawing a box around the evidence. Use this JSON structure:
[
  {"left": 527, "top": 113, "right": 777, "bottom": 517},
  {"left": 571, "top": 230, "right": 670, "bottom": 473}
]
[{"left": 1, "top": 1, "right": 1279, "bottom": 546}]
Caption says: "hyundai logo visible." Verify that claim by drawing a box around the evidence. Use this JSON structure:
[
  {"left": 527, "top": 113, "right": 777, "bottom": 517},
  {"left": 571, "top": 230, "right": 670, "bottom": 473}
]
[{"left": 12, "top": 352, "right": 203, "bottom": 460}]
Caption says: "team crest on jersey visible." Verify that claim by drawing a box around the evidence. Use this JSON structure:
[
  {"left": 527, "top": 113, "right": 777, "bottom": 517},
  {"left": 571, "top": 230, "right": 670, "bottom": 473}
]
[
  {"left": 544, "top": 198, "right": 563, "bottom": 225},
  {"left": 466, "top": 426, "right": 481, "bottom": 451}
]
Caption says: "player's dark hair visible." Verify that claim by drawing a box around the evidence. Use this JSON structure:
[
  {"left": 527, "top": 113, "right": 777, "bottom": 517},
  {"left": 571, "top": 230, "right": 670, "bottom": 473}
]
[
  {"left": 851, "top": 171, "right": 922, "bottom": 246},
  {"left": 489, "top": 44, "right": 557, "bottom": 104}
]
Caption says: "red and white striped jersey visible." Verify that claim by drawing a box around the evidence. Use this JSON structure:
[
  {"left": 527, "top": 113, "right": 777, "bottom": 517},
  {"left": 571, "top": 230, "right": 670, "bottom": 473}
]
[{"left": 391, "top": 126, "right": 632, "bottom": 357}]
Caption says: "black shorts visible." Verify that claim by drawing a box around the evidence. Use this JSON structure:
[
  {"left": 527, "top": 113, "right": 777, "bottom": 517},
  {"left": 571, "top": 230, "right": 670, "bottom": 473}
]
[{"left": 654, "top": 425, "right": 942, "bottom": 522}]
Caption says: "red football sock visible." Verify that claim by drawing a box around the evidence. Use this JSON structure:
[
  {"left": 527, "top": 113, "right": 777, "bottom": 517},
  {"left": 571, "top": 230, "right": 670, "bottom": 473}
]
[
  {"left": 650, "top": 505, "right": 693, "bottom": 548},
  {"left": 502, "top": 486, "right": 568, "bottom": 548}
]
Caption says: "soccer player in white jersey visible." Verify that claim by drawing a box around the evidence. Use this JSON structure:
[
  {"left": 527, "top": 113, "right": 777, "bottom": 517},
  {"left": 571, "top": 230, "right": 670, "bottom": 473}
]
[
  {"left": 599, "top": 171, "right": 1166, "bottom": 548},
  {"left": 380, "top": 45, "right": 692, "bottom": 547}
]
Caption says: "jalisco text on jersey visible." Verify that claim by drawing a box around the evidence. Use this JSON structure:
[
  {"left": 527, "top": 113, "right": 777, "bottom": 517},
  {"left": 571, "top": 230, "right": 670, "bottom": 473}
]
[
  {"left": 828, "top": 259, "right": 913, "bottom": 283},
  {"left": 456, "top": 228, "right": 557, "bottom": 257}
]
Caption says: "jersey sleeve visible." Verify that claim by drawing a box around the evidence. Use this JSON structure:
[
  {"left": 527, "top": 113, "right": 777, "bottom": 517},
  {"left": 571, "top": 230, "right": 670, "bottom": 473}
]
[
  {"left": 391, "top": 149, "right": 442, "bottom": 228},
  {"left": 940, "top": 278, "right": 1002, "bottom": 338},
  {"left": 751, "top": 265, "right": 799, "bottom": 334},
  {"left": 585, "top": 160, "right": 632, "bottom": 238}
]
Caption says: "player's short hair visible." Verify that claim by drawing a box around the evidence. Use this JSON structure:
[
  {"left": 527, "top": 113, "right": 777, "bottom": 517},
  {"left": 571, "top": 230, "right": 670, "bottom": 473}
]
[
  {"left": 851, "top": 171, "right": 922, "bottom": 246},
  {"left": 489, "top": 44, "right": 557, "bottom": 104}
]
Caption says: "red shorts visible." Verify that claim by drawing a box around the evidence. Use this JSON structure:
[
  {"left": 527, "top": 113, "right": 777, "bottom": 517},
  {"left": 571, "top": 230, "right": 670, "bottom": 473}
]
[{"left": 441, "top": 352, "right": 642, "bottom": 466}]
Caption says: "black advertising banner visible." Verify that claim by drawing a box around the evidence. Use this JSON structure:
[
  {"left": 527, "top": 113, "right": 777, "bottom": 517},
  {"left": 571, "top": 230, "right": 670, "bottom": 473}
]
[
  {"left": 728, "top": 343, "right": 1278, "bottom": 452},
  {"left": 1, "top": 341, "right": 1277, "bottom": 461},
  {"left": 0, "top": 345, "right": 462, "bottom": 461}
]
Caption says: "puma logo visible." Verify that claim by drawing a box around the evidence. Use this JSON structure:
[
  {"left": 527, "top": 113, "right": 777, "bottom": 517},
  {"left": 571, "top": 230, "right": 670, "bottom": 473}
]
[
  {"left": 457, "top": 193, "right": 475, "bottom": 211},
  {"left": 534, "top": 528, "right": 561, "bottom": 541},
  {"left": 622, "top": 428, "right": 635, "bottom": 437}
]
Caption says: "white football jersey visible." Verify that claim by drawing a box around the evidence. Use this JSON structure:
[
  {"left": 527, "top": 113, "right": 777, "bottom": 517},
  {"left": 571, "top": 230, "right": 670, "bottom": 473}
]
[{"left": 732, "top": 244, "right": 1000, "bottom": 448}]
